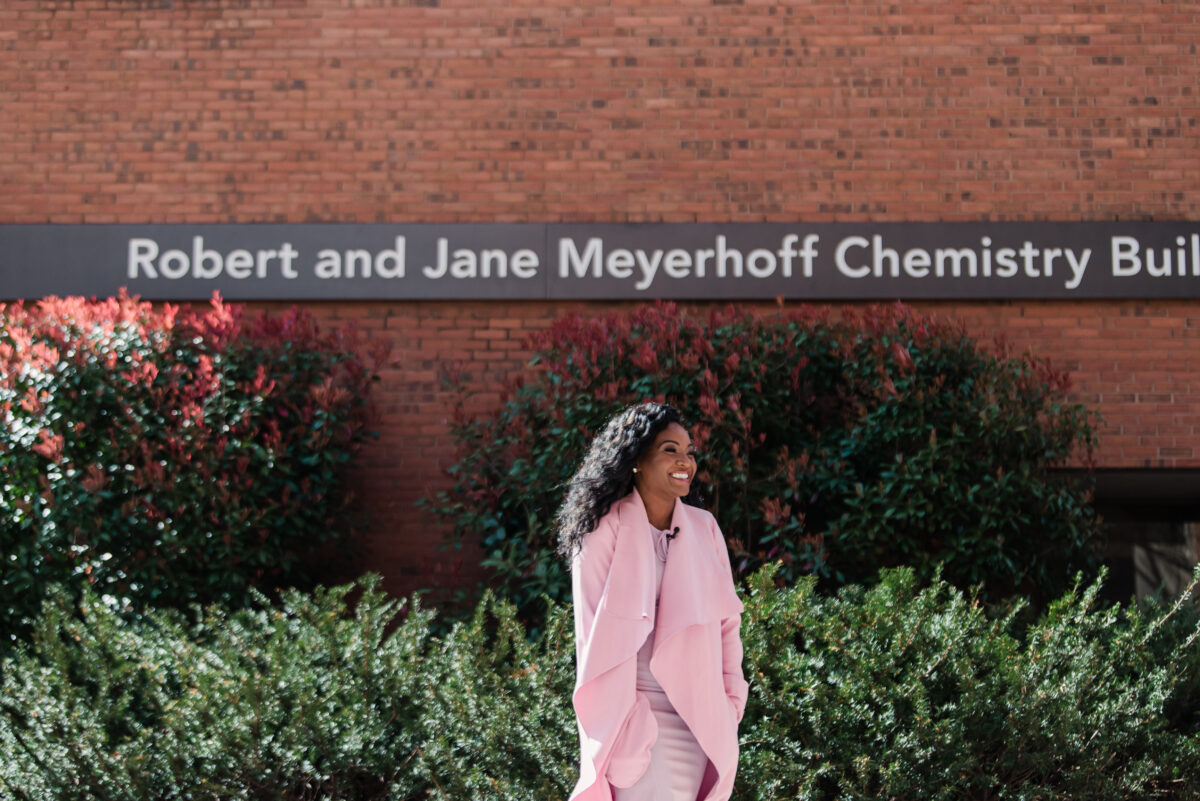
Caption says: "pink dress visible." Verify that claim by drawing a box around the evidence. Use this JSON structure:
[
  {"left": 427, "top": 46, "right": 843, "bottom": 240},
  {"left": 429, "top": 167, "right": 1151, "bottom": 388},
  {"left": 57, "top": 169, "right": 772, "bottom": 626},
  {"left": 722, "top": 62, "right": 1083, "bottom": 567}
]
[{"left": 611, "top": 525, "right": 710, "bottom": 800}]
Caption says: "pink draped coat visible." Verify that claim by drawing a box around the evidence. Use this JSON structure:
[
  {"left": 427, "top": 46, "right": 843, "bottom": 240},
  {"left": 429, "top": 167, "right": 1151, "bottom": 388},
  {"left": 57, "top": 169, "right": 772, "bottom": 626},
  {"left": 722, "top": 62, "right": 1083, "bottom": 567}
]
[{"left": 569, "top": 489, "right": 748, "bottom": 801}]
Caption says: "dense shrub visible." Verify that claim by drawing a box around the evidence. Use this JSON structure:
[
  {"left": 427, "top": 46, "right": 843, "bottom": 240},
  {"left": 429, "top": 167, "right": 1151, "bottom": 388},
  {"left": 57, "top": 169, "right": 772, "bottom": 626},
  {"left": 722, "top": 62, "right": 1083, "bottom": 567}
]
[
  {"left": 0, "top": 292, "right": 383, "bottom": 643},
  {"left": 0, "top": 577, "right": 434, "bottom": 800},
  {"left": 0, "top": 576, "right": 578, "bottom": 801},
  {"left": 414, "top": 592, "right": 577, "bottom": 799},
  {"left": 1, "top": 569, "right": 1197, "bottom": 801},
  {"left": 737, "top": 565, "right": 1200, "bottom": 801},
  {"left": 425, "top": 302, "right": 1101, "bottom": 623}
]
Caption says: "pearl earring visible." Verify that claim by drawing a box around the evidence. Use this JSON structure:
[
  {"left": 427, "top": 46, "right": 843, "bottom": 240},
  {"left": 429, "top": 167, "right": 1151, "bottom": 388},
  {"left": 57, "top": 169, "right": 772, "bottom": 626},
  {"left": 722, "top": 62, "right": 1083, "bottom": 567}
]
[{"left": 632, "top": 467, "right": 639, "bottom": 473}]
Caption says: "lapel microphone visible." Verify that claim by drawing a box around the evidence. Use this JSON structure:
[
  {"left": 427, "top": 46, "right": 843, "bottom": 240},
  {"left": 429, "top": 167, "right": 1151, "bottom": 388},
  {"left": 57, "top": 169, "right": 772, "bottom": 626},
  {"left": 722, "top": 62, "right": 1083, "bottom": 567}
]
[{"left": 666, "top": 526, "right": 679, "bottom": 540}]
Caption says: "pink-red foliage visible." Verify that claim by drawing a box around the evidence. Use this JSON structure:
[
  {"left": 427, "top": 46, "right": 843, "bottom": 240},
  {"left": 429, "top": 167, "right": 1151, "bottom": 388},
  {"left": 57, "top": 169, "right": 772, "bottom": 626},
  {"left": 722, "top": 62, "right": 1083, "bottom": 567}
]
[
  {"left": 428, "top": 301, "right": 1100, "bottom": 626},
  {"left": 0, "top": 292, "right": 385, "bottom": 636}
]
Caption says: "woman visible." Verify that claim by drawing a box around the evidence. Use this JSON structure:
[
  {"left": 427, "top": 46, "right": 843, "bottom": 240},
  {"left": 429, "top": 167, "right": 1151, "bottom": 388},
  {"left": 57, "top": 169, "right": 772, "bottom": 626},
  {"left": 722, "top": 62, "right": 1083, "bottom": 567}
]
[{"left": 559, "top": 402, "right": 748, "bottom": 801}]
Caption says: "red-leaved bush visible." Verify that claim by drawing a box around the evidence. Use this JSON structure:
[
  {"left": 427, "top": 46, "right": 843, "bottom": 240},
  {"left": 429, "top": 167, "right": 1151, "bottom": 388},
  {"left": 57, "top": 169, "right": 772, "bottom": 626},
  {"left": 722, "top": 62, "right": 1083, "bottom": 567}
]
[
  {"left": 426, "top": 302, "right": 1101, "bottom": 626},
  {"left": 0, "top": 292, "right": 384, "bottom": 642}
]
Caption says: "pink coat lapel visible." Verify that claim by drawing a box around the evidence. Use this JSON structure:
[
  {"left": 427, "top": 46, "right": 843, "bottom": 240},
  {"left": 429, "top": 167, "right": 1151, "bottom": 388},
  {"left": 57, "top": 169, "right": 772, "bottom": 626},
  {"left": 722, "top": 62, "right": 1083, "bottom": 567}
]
[{"left": 656, "top": 497, "right": 744, "bottom": 641}]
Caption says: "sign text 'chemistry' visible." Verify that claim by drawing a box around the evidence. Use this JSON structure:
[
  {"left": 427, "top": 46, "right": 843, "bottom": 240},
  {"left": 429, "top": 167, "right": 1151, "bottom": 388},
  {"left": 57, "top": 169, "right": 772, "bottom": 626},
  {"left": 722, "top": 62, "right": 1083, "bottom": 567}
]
[{"left": 125, "top": 232, "right": 1200, "bottom": 291}]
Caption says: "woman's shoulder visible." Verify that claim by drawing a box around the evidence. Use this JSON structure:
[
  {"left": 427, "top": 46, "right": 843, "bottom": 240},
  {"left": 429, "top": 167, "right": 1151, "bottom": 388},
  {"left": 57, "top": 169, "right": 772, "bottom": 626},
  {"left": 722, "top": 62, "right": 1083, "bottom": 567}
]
[
  {"left": 678, "top": 500, "right": 719, "bottom": 530},
  {"left": 582, "top": 496, "right": 628, "bottom": 547},
  {"left": 598, "top": 490, "right": 639, "bottom": 527},
  {"left": 583, "top": 491, "right": 645, "bottom": 547}
]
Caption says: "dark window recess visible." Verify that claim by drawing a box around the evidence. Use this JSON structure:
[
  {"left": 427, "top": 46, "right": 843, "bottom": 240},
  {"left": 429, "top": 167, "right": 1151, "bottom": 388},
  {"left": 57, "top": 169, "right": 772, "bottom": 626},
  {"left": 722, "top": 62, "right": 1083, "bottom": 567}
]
[{"left": 1089, "top": 469, "right": 1200, "bottom": 604}]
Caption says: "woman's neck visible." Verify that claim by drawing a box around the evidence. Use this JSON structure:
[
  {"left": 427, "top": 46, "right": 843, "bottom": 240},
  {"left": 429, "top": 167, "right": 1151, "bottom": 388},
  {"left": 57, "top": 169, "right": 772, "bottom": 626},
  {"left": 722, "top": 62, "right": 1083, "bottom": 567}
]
[{"left": 640, "top": 492, "right": 674, "bottom": 530}]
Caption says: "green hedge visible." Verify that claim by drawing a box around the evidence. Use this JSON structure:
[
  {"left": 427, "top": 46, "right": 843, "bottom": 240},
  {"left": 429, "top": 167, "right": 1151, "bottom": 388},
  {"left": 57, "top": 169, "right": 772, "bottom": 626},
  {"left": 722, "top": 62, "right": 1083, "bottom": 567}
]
[
  {"left": 2, "top": 568, "right": 1197, "bottom": 800},
  {"left": 738, "top": 566, "right": 1200, "bottom": 800},
  {"left": 424, "top": 302, "right": 1101, "bottom": 626},
  {"left": 0, "top": 293, "right": 383, "bottom": 644}
]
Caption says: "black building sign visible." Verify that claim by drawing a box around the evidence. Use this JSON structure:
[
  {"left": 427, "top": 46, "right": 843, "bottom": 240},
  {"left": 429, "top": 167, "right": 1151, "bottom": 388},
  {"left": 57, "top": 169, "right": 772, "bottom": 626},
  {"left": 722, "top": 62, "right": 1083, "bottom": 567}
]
[{"left": 3, "top": 222, "right": 1199, "bottom": 301}]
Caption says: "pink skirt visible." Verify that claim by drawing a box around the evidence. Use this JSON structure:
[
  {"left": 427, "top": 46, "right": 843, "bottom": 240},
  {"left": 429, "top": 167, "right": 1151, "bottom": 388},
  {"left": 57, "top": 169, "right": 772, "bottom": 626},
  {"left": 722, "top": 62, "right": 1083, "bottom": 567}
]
[{"left": 611, "top": 689, "right": 709, "bottom": 801}]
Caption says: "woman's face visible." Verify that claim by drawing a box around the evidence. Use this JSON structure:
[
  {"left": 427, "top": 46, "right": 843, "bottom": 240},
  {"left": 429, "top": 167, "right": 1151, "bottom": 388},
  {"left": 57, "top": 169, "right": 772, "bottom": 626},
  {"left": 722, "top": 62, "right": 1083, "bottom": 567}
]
[{"left": 633, "top": 422, "right": 697, "bottom": 502}]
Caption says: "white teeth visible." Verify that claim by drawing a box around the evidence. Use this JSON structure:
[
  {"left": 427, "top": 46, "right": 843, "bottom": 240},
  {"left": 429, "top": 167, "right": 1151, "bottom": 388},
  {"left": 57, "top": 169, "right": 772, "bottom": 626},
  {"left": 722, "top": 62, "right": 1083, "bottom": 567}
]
[{"left": 670, "top": 472, "right": 689, "bottom": 479}]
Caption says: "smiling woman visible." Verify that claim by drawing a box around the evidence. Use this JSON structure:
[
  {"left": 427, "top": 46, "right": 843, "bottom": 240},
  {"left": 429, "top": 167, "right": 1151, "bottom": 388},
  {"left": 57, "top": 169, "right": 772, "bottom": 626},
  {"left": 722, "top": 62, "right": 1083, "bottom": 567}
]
[{"left": 557, "top": 402, "right": 747, "bottom": 801}]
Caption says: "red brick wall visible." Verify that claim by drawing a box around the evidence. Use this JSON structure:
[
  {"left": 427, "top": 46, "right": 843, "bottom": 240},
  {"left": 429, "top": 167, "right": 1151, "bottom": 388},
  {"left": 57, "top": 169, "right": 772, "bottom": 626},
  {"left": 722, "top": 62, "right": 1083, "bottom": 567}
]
[
  {"left": 5, "top": 1, "right": 1200, "bottom": 594},
  {"left": 3, "top": 1, "right": 1198, "bottom": 223}
]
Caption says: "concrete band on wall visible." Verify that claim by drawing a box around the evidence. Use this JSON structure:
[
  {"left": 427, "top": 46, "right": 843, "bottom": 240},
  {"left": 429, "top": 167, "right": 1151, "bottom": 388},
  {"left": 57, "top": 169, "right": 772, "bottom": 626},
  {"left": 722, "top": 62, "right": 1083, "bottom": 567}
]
[{"left": 5, "top": 1, "right": 1199, "bottom": 595}]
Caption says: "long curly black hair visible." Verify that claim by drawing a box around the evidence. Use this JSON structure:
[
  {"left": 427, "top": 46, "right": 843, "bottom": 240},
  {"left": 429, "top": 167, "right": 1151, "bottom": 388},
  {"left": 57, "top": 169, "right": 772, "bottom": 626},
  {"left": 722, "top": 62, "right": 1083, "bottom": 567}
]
[{"left": 556, "top": 401, "right": 702, "bottom": 559}]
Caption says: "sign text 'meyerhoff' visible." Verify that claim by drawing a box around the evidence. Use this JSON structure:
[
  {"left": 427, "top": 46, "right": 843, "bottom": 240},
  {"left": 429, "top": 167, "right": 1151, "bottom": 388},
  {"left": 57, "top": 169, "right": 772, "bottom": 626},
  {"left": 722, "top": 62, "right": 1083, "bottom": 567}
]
[{"left": 558, "top": 235, "right": 821, "bottom": 290}]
